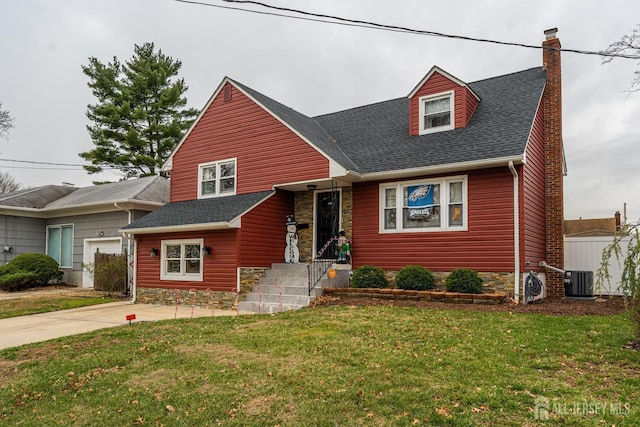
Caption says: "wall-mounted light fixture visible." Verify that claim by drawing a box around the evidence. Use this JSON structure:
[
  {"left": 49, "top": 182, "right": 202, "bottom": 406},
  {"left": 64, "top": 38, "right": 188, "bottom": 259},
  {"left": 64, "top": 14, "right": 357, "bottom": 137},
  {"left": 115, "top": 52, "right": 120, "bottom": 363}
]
[
  {"left": 3, "top": 246, "right": 13, "bottom": 253},
  {"left": 150, "top": 248, "right": 159, "bottom": 258},
  {"left": 97, "top": 231, "right": 104, "bottom": 237},
  {"left": 202, "top": 246, "right": 211, "bottom": 257},
  {"left": 307, "top": 184, "right": 317, "bottom": 191}
]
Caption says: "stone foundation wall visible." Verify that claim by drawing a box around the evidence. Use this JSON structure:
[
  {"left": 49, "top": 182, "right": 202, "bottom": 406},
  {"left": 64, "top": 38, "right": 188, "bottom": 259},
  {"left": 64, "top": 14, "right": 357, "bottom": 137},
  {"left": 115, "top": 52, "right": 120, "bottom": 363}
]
[
  {"left": 136, "top": 287, "right": 240, "bottom": 310},
  {"left": 382, "top": 270, "right": 514, "bottom": 295},
  {"left": 239, "top": 267, "right": 267, "bottom": 297},
  {"left": 136, "top": 268, "right": 268, "bottom": 309}
]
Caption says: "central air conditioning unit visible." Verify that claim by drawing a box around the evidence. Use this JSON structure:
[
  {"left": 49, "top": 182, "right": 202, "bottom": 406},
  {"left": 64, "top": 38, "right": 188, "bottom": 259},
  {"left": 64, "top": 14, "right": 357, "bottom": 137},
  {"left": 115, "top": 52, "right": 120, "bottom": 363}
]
[{"left": 564, "top": 270, "right": 594, "bottom": 297}]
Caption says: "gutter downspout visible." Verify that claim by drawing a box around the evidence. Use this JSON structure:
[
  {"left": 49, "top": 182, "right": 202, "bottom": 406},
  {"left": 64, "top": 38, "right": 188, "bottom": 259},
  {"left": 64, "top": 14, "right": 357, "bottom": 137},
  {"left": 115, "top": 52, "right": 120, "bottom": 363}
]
[
  {"left": 114, "top": 203, "right": 136, "bottom": 303},
  {"left": 508, "top": 161, "right": 521, "bottom": 303}
]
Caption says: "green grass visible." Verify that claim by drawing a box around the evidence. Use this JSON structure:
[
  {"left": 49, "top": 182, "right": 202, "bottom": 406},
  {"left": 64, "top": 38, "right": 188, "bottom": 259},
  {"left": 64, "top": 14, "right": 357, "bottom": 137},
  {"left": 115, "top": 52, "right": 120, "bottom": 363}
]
[
  {"left": 0, "top": 295, "right": 118, "bottom": 319},
  {"left": 0, "top": 306, "right": 638, "bottom": 426}
]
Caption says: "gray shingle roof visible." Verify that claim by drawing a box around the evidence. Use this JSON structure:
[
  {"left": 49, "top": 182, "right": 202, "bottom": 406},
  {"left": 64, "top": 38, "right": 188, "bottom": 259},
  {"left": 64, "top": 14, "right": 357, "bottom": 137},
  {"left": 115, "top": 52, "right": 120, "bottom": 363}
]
[
  {"left": 45, "top": 176, "right": 169, "bottom": 209},
  {"left": 313, "top": 67, "right": 547, "bottom": 174},
  {"left": 232, "top": 79, "right": 360, "bottom": 172},
  {"left": 121, "top": 190, "right": 274, "bottom": 231},
  {"left": 0, "top": 185, "right": 77, "bottom": 208}
]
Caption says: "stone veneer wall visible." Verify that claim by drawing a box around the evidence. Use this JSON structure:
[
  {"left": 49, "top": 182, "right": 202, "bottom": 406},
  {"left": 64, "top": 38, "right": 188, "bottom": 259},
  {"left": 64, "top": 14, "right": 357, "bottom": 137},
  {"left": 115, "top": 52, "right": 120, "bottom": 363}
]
[
  {"left": 239, "top": 267, "right": 267, "bottom": 298},
  {"left": 135, "top": 268, "right": 268, "bottom": 309},
  {"left": 136, "top": 287, "right": 240, "bottom": 310},
  {"left": 294, "top": 187, "right": 353, "bottom": 262},
  {"left": 383, "top": 270, "right": 515, "bottom": 294}
]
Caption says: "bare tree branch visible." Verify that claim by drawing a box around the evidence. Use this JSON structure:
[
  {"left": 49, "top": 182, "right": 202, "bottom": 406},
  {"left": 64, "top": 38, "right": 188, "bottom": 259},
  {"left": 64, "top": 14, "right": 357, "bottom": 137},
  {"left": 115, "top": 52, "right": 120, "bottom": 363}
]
[
  {"left": 602, "top": 24, "right": 640, "bottom": 92},
  {"left": 0, "top": 170, "right": 22, "bottom": 193},
  {"left": 0, "top": 102, "right": 15, "bottom": 140}
]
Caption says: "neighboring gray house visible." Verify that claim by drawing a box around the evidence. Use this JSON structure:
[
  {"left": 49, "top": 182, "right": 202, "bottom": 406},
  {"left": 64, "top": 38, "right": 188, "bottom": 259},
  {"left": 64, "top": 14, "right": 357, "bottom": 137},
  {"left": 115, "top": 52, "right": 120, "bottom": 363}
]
[{"left": 0, "top": 176, "right": 168, "bottom": 287}]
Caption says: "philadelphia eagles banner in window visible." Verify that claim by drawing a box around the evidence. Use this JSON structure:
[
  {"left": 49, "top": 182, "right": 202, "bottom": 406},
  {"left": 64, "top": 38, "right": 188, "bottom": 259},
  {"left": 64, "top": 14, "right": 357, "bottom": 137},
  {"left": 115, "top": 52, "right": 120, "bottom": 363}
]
[{"left": 406, "top": 184, "right": 434, "bottom": 219}]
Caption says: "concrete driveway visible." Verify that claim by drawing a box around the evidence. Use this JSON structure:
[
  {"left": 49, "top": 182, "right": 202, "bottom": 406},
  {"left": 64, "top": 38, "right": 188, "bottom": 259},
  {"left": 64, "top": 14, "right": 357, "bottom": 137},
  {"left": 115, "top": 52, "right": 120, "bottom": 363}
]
[{"left": 0, "top": 299, "right": 241, "bottom": 350}]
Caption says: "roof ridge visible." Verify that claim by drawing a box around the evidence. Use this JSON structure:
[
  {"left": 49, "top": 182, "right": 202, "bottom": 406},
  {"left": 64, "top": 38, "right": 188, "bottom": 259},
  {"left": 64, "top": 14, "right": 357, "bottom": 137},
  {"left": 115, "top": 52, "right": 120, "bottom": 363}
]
[
  {"left": 128, "top": 175, "right": 160, "bottom": 200},
  {"left": 314, "top": 97, "right": 405, "bottom": 119},
  {"left": 468, "top": 66, "right": 543, "bottom": 85},
  {"left": 0, "top": 185, "right": 69, "bottom": 201}
]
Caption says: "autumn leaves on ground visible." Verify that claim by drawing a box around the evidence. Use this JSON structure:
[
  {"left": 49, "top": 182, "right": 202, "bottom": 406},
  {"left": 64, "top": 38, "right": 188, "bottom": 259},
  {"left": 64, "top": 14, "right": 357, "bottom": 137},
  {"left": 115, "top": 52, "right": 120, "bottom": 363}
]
[{"left": 1, "top": 300, "right": 639, "bottom": 426}]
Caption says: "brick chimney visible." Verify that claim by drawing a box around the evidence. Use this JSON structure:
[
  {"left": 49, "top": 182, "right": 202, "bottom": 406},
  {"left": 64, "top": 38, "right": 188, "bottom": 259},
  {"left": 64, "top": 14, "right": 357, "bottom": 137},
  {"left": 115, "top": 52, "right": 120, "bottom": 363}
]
[{"left": 542, "top": 28, "right": 565, "bottom": 298}]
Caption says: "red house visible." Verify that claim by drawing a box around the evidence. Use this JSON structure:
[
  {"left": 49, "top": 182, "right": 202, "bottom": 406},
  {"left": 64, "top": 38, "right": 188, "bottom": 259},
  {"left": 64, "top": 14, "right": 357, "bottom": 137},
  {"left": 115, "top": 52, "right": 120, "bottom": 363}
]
[{"left": 122, "top": 29, "right": 565, "bottom": 311}]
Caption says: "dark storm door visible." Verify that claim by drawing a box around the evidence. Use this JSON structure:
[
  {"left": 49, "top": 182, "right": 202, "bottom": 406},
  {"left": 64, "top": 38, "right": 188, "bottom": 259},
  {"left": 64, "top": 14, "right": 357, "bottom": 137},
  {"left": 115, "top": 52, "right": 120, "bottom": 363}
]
[{"left": 315, "top": 190, "right": 340, "bottom": 259}]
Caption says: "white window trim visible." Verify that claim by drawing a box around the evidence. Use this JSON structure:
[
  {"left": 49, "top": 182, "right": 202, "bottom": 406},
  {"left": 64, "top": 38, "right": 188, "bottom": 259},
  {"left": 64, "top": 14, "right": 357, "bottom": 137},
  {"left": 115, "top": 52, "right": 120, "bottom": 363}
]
[
  {"left": 46, "top": 224, "right": 74, "bottom": 268},
  {"left": 160, "top": 238, "right": 204, "bottom": 282},
  {"left": 419, "top": 90, "right": 455, "bottom": 135},
  {"left": 379, "top": 176, "right": 468, "bottom": 233},
  {"left": 197, "top": 157, "right": 237, "bottom": 199}
]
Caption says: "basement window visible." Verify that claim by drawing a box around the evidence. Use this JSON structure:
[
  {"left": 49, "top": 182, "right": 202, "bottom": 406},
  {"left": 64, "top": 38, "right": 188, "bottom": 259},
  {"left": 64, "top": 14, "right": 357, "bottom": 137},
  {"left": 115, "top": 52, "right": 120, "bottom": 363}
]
[{"left": 419, "top": 91, "right": 454, "bottom": 134}]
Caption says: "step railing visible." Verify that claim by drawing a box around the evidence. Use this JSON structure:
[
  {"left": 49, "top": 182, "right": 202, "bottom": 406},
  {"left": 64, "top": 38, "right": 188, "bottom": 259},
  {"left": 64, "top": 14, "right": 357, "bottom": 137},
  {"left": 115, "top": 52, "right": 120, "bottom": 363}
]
[{"left": 308, "top": 236, "right": 338, "bottom": 296}]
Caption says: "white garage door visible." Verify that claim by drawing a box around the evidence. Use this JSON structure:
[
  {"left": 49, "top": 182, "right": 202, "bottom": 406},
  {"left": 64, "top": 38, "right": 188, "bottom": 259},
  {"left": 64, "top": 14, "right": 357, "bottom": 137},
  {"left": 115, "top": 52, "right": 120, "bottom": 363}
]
[{"left": 82, "top": 238, "right": 123, "bottom": 288}]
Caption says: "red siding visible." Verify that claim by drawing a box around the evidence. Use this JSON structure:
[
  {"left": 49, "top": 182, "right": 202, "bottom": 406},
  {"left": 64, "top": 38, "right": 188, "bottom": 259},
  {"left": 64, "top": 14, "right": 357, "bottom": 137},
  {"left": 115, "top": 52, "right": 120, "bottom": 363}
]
[
  {"left": 522, "top": 103, "right": 546, "bottom": 271},
  {"left": 136, "top": 230, "right": 239, "bottom": 292},
  {"left": 409, "top": 72, "right": 476, "bottom": 136},
  {"left": 240, "top": 190, "right": 294, "bottom": 266},
  {"left": 170, "top": 83, "right": 329, "bottom": 202},
  {"left": 352, "top": 168, "right": 514, "bottom": 272},
  {"left": 464, "top": 87, "right": 479, "bottom": 124}
]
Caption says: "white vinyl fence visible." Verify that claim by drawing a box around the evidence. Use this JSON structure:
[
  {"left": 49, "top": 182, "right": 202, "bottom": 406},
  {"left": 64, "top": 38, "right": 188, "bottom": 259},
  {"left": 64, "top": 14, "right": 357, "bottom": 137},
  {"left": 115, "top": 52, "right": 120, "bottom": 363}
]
[{"left": 565, "top": 236, "right": 632, "bottom": 296}]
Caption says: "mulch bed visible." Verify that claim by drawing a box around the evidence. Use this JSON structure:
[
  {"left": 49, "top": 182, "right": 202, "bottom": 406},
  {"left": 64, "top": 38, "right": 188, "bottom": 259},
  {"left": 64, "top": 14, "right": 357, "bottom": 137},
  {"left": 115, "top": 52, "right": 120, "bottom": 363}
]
[{"left": 311, "top": 295, "right": 629, "bottom": 316}]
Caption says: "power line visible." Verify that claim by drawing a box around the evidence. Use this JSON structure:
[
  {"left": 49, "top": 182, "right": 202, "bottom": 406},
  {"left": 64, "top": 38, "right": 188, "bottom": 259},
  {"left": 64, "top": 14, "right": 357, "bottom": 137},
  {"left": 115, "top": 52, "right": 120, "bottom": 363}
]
[
  {"left": 173, "top": 0, "right": 640, "bottom": 60},
  {"left": 0, "top": 165, "right": 91, "bottom": 171},
  {"left": 0, "top": 158, "right": 120, "bottom": 169}
]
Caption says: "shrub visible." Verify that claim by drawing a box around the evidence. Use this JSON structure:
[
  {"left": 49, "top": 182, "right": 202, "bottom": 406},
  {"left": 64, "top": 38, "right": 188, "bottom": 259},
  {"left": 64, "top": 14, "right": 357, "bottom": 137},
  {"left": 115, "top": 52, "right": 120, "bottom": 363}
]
[
  {"left": 445, "top": 268, "right": 484, "bottom": 294},
  {"left": 396, "top": 265, "right": 434, "bottom": 291},
  {"left": 0, "top": 271, "right": 40, "bottom": 292},
  {"left": 95, "top": 257, "right": 128, "bottom": 293},
  {"left": 351, "top": 266, "right": 388, "bottom": 289},
  {"left": 0, "top": 253, "right": 63, "bottom": 288}
]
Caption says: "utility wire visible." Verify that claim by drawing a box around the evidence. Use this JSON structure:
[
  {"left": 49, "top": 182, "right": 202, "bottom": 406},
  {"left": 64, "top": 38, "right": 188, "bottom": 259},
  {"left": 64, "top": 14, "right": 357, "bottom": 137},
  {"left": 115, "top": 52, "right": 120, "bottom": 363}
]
[
  {"left": 0, "top": 165, "right": 92, "bottom": 171},
  {"left": 0, "top": 158, "right": 120, "bottom": 169},
  {"left": 173, "top": 0, "right": 640, "bottom": 60}
]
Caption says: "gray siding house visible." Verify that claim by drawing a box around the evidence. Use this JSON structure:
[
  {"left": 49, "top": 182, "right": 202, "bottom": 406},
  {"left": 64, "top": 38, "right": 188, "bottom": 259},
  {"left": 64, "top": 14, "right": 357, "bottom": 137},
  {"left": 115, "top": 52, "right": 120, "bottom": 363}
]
[{"left": 0, "top": 176, "right": 168, "bottom": 287}]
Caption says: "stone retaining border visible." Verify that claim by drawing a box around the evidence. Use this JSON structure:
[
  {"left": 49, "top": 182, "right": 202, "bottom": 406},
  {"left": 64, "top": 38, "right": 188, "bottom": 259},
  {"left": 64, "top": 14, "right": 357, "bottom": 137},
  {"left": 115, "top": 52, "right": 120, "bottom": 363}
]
[{"left": 323, "top": 287, "right": 508, "bottom": 305}]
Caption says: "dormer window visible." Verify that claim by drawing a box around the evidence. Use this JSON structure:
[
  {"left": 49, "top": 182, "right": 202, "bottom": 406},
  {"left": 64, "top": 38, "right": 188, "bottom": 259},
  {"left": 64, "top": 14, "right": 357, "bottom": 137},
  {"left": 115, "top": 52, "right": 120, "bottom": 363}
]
[{"left": 419, "top": 91, "right": 454, "bottom": 134}]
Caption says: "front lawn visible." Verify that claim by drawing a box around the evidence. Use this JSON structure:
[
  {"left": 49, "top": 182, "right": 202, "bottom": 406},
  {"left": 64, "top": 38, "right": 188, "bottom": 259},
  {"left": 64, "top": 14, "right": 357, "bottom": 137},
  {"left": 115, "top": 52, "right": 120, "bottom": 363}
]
[
  {"left": 0, "top": 293, "right": 118, "bottom": 319},
  {"left": 0, "top": 306, "right": 638, "bottom": 426}
]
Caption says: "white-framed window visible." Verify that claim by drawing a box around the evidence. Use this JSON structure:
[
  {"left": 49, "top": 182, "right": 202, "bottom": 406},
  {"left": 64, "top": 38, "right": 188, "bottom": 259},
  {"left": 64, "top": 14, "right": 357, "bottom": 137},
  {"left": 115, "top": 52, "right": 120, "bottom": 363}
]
[
  {"left": 160, "top": 238, "right": 204, "bottom": 281},
  {"left": 198, "top": 158, "right": 237, "bottom": 198},
  {"left": 47, "top": 224, "right": 73, "bottom": 268},
  {"left": 419, "top": 91, "right": 454, "bottom": 134},
  {"left": 380, "top": 176, "right": 467, "bottom": 233}
]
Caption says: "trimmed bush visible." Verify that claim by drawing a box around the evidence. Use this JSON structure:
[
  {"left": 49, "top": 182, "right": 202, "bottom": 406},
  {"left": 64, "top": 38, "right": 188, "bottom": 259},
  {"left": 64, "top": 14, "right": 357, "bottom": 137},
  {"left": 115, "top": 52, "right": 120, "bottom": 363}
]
[
  {"left": 396, "top": 265, "right": 434, "bottom": 291},
  {"left": 351, "top": 265, "right": 389, "bottom": 289},
  {"left": 0, "top": 253, "right": 63, "bottom": 290},
  {"left": 445, "top": 267, "right": 484, "bottom": 294},
  {"left": 0, "top": 271, "right": 40, "bottom": 292}
]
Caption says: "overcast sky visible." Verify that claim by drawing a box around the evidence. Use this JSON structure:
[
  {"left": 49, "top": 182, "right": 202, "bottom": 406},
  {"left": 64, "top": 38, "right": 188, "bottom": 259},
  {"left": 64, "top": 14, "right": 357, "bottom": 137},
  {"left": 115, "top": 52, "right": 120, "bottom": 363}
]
[{"left": 1, "top": 0, "right": 639, "bottom": 222}]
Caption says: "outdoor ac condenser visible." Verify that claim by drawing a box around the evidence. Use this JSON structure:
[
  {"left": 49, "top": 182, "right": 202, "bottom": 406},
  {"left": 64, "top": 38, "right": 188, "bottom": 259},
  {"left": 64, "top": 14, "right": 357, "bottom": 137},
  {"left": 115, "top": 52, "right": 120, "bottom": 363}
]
[{"left": 564, "top": 270, "right": 594, "bottom": 297}]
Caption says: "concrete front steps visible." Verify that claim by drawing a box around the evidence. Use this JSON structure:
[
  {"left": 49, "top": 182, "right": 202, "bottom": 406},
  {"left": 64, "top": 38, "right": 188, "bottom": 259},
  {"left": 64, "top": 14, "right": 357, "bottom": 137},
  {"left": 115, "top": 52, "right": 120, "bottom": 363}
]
[{"left": 238, "top": 263, "right": 335, "bottom": 313}]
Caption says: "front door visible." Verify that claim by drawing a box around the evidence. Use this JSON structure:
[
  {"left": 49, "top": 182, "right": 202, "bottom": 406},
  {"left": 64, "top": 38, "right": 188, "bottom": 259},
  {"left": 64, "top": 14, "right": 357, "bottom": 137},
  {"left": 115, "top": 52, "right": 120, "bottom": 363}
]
[{"left": 315, "top": 190, "right": 340, "bottom": 259}]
